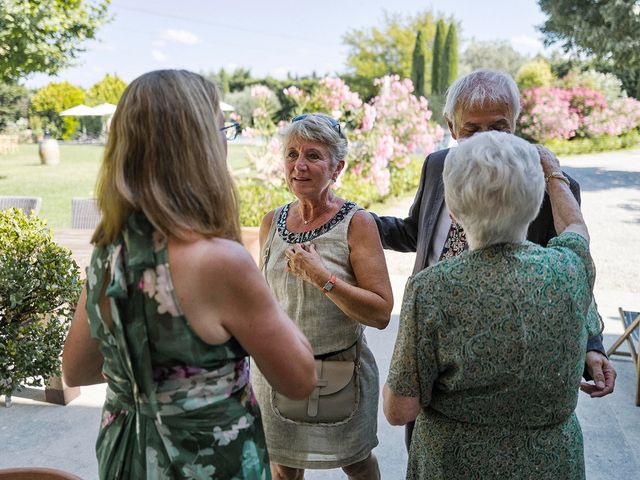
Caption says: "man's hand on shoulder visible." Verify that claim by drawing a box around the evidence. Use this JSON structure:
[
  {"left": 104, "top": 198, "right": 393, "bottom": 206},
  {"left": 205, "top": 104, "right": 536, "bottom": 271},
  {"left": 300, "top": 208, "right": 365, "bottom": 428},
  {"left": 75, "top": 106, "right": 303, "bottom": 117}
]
[{"left": 581, "top": 351, "right": 616, "bottom": 398}]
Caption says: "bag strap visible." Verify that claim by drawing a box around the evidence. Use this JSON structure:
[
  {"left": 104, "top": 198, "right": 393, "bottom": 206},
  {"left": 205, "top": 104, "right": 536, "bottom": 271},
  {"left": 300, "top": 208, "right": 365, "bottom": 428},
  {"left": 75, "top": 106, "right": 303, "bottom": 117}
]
[
  {"left": 261, "top": 206, "right": 282, "bottom": 277},
  {"left": 314, "top": 331, "right": 363, "bottom": 362}
]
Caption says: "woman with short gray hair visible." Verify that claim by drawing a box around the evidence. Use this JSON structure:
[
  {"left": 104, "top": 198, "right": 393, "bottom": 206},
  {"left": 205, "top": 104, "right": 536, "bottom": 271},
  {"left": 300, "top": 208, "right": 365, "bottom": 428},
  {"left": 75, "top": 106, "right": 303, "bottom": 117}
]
[
  {"left": 252, "top": 113, "right": 393, "bottom": 479},
  {"left": 384, "top": 131, "right": 601, "bottom": 479}
]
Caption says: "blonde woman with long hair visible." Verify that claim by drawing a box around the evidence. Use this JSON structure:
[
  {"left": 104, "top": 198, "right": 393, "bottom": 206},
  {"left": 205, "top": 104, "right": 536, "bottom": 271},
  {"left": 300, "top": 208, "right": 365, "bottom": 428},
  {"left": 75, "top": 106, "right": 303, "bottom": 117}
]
[{"left": 63, "top": 70, "right": 316, "bottom": 479}]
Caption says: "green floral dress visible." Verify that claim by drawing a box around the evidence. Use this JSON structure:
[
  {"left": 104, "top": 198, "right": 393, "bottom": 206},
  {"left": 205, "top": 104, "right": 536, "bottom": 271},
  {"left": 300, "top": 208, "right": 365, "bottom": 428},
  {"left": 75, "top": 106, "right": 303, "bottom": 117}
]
[
  {"left": 387, "top": 232, "right": 601, "bottom": 479},
  {"left": 85, "top": 213, "right": 270, "bottom": 479}
]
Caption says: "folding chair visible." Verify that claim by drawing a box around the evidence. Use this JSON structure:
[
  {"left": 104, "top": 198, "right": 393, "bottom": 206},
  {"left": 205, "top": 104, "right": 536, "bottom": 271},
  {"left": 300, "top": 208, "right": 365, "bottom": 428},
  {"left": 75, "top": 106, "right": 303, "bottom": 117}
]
[
  {"left": 71, "top": 197, "right": 100, "bottom": 229},
  {"left": 606, "top": 308, "right": 640, "bottom": 406},
  {"left": 0, "top": 196, "right": 42, "bottom": 216},
  {"left": 607, "top": 308, "right": 640, "bottom": 363}
]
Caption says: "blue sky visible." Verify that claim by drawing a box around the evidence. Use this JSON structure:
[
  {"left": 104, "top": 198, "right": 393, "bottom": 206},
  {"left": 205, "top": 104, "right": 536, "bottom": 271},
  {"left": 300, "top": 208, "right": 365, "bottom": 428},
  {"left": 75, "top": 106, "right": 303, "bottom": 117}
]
[{"left": 25, "top": 0, "right": 551, "bottom": 88}]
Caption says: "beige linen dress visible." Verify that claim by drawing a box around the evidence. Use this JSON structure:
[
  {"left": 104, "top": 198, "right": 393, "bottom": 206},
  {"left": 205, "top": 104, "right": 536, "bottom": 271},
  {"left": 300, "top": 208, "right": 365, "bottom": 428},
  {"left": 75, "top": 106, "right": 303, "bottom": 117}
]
[{"left": 251, "top": 201, "right": 379, "bottom": 469}]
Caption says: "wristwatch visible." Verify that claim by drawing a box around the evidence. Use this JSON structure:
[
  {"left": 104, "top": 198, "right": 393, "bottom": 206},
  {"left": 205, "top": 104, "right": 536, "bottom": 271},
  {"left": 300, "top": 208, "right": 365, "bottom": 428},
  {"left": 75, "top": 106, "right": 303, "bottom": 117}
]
[
  {"left": 545, "top": 171, "right": 570, "bottom": 187},
  {"left": 321, "top": 274, "right": 337, "bottom": 294}
]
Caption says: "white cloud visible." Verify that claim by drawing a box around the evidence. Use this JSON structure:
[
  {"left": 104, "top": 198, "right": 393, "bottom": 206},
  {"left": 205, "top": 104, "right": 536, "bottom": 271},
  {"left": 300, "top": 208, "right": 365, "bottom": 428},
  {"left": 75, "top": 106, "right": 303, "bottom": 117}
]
[
  {"left": 152, "top": 49, "right": 168, "bottom": 62},
  {"left": 163, "top": 29, "right": 200, "bottom": 45},
  {"left": 510, "top": 35, "right": 543, "bottom": 53}
]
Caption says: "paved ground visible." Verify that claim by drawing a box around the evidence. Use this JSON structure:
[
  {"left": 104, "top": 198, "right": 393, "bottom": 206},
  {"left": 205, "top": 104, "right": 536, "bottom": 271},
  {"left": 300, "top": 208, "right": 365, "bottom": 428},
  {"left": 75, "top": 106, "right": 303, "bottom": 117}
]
[{"left": 1, "top": 148, "right": 639, "bottom": 479}]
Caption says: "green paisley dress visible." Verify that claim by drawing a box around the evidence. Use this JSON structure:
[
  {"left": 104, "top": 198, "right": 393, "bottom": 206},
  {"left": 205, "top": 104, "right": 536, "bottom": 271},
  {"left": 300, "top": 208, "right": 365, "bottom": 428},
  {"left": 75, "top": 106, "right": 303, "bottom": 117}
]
[
  {"left": 387, "top": 232, "right": 601, "bottom": 479},
  {"left": 84, "top": 213, "right": 270, "bottom": 479}
]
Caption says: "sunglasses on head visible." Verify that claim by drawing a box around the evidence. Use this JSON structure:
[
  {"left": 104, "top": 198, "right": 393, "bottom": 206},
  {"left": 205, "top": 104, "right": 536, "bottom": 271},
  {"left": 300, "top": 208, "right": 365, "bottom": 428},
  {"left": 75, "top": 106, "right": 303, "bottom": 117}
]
[{"left": 291, "top": 114, "right": 341, "bottom": 135}]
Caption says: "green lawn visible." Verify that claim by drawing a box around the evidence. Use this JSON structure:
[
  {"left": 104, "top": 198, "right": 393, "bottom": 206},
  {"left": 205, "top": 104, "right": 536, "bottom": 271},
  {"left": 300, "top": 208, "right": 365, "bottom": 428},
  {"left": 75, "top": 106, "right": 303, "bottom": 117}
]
[{"left": 0, "top": 143, "right": 253, "bottom": 228}]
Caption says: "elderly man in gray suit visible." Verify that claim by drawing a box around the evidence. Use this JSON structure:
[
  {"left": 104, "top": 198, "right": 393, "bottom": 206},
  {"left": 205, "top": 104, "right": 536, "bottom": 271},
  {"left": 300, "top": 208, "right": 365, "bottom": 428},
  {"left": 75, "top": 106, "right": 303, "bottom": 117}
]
[{"left": 373, "top": 69, "right": 617, "bottom": 448}]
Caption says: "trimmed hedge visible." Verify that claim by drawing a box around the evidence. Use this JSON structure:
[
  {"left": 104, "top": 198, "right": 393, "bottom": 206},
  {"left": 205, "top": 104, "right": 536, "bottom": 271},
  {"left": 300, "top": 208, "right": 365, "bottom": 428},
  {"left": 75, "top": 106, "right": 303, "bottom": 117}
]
[{"left": 544, "top": 130, "right": 640, "bottom": 155}]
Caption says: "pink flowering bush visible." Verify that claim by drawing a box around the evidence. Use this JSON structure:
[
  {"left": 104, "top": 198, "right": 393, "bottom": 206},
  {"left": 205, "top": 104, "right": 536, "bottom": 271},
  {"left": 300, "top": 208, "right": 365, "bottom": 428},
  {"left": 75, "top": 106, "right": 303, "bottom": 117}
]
[
  {"left": 356, "top": 76, "right": 443, "bottom": 195},
  {"left": 249, "top": 85, "right": 277, "bottom": 137},
  {"left": 518, "top": 85, "right": 640, "bottom": 144},
  {"left": 611, "top": 97, "right": 640, "bottom": 133},
  {"left": 305, "top": 77, "right": 363, "bottom": 122},
  {"left": 518, "top": 87, "right": 579, "bottom": 142}
]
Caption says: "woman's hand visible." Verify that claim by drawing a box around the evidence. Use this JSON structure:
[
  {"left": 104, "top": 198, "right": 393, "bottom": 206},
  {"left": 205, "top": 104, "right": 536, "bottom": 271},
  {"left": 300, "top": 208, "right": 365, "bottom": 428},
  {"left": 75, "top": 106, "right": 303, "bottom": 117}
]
[
  {"left": 535, "top": 145, "right": 589, "bottom": 242},
  {"left": 536, "top": 144, "right": 561, "bottom": 176},
  {"left": 284, "top": 242, "right": 328, "bottom": 289}
]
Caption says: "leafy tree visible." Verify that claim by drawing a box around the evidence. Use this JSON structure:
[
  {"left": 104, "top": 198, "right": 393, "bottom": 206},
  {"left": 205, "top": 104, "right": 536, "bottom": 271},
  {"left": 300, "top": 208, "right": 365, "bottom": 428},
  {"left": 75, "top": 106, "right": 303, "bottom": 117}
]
[
  {"left": 30, "top": 81, "right": 85, "bottom": 139},
  {"left": 85, "top": 73, "right": 126, "bottom": 106},
  {"left": 343, "top": 10, "right": 440, "bottom": 98},
  {"left": 411, "top": 30, "right": 427, "bottom": 98},
  {"left": 228, "top": 67, "right": 253, "bottom": 92},
  {"left": 219, "top": 68, "right": 230, "bottom": 96},
  {"left": 516, "top": 59, "right": 554, "bottom": 91},
  {"left": 431, "top": 19, "right": 446, "bottom": 95},
  {"left": 442, "top": 23, "right": 458, "bottom": 91},
  {"left": 224, "top": 86, "right": 281, "bottom": 128},
  {"left": 82, "top": 73, "right": 125, "bottom": 136},
  {"left": 0, "top": 0, "right": 110, "bottom": 82},
  {"left": 460, "top": 40, "right": 528, "bottom": 77},
  {"left": 0, "top": 81, "right": 28, "bottom": 131},
  {"left": 204, "top": 68, "right": 231, "bottom": 96},
  {"left": 538, "top": 0, "right": 640, "bottom": 97},
  {"left": 557, "top": 69, "right": 627, "bottom": 104}
]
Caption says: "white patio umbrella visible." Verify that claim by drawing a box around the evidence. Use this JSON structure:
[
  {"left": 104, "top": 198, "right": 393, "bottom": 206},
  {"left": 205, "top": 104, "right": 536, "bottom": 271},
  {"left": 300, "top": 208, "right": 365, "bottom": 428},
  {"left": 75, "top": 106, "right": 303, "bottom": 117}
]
[
  {"left": 220, "top": 101, "right": 235, "bottom": 112},
  {"left": 92, "top": 103, "right": 117, "bottom": 115},
  {"left": 59, "top": 104, "right": 96, "bottom": 116}
]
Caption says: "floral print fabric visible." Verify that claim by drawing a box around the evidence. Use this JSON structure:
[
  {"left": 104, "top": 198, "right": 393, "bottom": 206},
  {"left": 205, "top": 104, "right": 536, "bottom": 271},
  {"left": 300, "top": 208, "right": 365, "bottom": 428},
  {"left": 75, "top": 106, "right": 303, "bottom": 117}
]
[
  {"left": 387, "top": 232, "right": 601, "bottom": 479},
  {"left": 85, "top": 212, "right": 270, "bottom": 479}
]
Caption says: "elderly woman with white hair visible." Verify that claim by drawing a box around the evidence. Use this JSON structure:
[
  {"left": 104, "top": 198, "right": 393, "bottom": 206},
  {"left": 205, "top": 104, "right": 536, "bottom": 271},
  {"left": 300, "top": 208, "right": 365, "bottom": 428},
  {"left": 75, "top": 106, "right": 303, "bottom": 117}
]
[{"left": 383, "top": 131, "right": 601, "bottom": 479}]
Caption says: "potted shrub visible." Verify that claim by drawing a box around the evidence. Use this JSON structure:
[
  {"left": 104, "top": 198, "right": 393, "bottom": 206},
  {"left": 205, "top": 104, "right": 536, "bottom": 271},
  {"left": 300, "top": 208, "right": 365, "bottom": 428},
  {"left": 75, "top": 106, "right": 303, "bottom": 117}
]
[{"left": 0, "top": 208, "right": 82, "bottom": 407}]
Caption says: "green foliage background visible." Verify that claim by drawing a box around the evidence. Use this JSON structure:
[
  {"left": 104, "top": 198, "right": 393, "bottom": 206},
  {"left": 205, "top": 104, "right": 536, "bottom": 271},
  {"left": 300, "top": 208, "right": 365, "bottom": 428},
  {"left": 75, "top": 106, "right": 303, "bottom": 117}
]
[
  {"left": 410, "top": 30, "right": 427, "bottom": 98},
  {"left": 30, "top": 81, "right": 85, "bottom": 139},
  {"left": 0, "top": 0, "right": 110, "bottom": 82},
  {"left": 430, "top": 19, "right": 446, "bottom": 96},
  {"left": 538, "top": 0, "right": 640, "bottom": 97},
  {"left": 0, "top": 209, "right": 82, "bottom": 396},
  {"left": 443, "top": 24, "right": 458, "bottom": 90},
  {"left": 0, "top": 81, "right": 28, "bottom": 131}
]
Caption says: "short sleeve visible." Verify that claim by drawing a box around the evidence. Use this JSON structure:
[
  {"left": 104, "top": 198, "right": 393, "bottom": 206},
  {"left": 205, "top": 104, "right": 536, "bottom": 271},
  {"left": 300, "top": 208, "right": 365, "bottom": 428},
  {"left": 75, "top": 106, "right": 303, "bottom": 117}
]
[{"left": 387, "top": 274, "right": 439, "bottom": 405}]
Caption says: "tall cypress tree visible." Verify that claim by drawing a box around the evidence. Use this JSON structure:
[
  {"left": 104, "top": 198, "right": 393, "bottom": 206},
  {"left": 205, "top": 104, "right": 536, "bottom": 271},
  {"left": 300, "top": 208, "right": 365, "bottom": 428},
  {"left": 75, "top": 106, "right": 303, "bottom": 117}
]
[
  {"left": 431, "top": 19, "right": 447, "bottom": 95},
  {"left": 219, "top": 68, "right": 230, "bottom": 95},
  {"left": 442, "top": 23, "right": 459, "bottom": 91},
  {"left": 411, "top": 30, "right": 427, "bottom": 98}
]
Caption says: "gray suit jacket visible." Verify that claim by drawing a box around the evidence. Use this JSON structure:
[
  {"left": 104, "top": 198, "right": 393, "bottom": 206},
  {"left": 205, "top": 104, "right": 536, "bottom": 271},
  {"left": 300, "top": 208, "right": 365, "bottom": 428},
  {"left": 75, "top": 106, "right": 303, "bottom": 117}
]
[{"left": 373, "top": 147, "right": 605, "bottom": 355}]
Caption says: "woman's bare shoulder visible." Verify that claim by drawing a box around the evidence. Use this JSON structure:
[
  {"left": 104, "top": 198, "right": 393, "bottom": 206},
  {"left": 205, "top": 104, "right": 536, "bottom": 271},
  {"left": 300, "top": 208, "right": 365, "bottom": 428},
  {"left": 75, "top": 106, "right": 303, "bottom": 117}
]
[
  {"left": 348, "top": 209, "right": 378, "bottom": 236},
  {"left": 170, "top": 236, "right": 257, "bottom": 282}
]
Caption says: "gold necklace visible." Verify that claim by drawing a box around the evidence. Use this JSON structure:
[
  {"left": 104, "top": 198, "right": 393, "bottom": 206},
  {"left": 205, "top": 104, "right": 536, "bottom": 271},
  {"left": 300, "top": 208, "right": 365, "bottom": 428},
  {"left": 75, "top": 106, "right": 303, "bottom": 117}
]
[{"left": 300, "top": 203, "right": 331, "bottom": 225}]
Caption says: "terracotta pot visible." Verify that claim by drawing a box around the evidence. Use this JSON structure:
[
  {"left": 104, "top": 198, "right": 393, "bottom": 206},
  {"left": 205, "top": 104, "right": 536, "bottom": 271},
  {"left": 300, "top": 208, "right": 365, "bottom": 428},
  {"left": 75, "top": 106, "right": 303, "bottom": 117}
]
[
  {"left": 241, "top": 226, "right": 260, "bottom": 265},
  {"left": 39, "top": 138, "right": 60, "bottom": 165}
]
